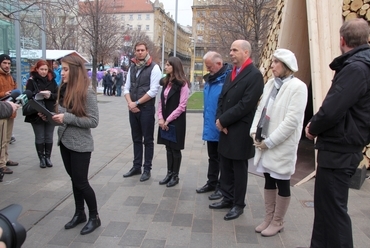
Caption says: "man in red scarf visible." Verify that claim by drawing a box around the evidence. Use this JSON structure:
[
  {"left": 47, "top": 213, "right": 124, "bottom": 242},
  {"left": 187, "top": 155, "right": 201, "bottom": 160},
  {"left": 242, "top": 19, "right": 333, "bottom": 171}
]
[{"left": 210, "top": 40, "right": 264, "bottom": 220}]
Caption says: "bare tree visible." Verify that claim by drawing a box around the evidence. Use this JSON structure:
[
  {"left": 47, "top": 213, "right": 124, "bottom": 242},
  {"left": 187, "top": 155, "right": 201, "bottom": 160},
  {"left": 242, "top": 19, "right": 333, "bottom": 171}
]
[
  {"left": 126, "top": 30, "right": 161, "bottom": 65},
  {"left": 0, "top": 0, "right": 43, "bottom": 19},
  {"left": 207, "top": 0, "right": 276, "bottom": 64}
]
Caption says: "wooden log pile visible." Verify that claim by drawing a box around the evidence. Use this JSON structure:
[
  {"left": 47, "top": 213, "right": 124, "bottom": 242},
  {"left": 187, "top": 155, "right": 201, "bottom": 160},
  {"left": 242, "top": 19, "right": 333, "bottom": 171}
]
[
  {"left": 343, "top": 0, "right": 370, "bottom": 21},
  {"left": 258, "top": 0, "right": 284, "bottom": 82}
]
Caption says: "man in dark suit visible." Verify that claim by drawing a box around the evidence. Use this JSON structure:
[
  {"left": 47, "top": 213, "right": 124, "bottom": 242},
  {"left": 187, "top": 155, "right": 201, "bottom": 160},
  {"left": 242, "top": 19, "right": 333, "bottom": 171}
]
[{"left": 209, "top": 40, "right": 264, "bottom": 221}]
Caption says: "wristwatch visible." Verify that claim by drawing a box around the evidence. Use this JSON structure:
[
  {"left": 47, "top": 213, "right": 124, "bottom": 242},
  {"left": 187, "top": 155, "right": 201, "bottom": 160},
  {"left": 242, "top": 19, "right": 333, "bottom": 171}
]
[{"left": 135, "top": 100, "right": 140, "bottom": 106}]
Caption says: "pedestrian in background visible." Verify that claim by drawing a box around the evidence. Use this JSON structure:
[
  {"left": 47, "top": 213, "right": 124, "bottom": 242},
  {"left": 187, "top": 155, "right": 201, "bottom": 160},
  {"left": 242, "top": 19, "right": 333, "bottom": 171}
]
[
  {"left": 52, "top": 55, "right": 100, "bottom": 235},
  {"left": 305, "top": 18, "right": 370, "bottom": 248},
  {"left": 53, "top": 60, "right": 62, "bottom": 86},
  {"left": 115, "top": 70, "right": 124, "bottom": 96},
  {"left": 25, "top": 60, "right": 58, "bottom": 168},
  {"left": 196, "top": 51, "right": 232, "bottom": 200},
  {"left": 157, "top": 57, "right": 189, "bottom": 187},
  {"left": 250, "top": 48, "right": 307, "bottom": 236}
]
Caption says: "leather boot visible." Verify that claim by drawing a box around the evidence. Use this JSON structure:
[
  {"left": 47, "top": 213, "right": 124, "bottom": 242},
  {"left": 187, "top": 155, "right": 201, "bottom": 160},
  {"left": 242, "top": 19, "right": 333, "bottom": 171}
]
[
  {"left": 160, "top": 149, "right": 174, "bottom": 185},
  {"left": 261, "top": 195, "right": 291, "bottom": 237},
  {"left": 36, "top": 143, "right": 46, "bottom": 168},
  {"left": 44, "top": 143, "right": 53, "bottom": 167},
  {"left": 65, "top": 211, "right": 87, "bottom": 229},
  {"left": 255, "top": 189, "right": 277, "bottom": 233},
  {"left": 80, "top": 215, "right": 101, "bottom": 235},
  {"left": 166, "top": 155, "right": 181, "bottom": 187}
]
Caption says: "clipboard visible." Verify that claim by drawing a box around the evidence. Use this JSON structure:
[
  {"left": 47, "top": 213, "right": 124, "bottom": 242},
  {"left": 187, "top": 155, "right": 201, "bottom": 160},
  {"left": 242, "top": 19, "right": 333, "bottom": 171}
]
[
  {"left": 160, "top": 124, "right": 177, "bottom": 143},
  {"left": 28, "top": 99, "right": 61, "bottom": 126}
]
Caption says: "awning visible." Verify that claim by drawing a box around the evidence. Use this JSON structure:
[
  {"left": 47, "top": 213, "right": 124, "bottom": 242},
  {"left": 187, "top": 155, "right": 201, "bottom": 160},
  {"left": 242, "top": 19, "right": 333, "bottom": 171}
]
[{"left": 9, "top": 49, "right": 90, "bottom": 63}]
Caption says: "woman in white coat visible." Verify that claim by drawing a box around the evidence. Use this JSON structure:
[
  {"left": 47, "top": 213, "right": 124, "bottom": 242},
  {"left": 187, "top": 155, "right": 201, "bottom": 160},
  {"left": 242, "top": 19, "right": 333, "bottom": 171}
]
[{"left": 250, "top": 49, "right": 307, "bottom": 237}]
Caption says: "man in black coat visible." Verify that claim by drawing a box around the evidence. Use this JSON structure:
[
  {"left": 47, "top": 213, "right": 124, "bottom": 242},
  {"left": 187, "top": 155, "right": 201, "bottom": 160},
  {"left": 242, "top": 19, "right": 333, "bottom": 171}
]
[
  {"left": 210, "top": 40, "right": 264, "bottom": 221},
  {"left": 305, "top": 18, "right": 370, "bottom": 248}
]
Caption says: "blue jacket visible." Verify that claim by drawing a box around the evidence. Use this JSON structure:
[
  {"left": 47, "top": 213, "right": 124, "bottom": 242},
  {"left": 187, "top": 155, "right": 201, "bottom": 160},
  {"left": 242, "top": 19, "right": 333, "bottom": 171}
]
[
  {"left": 54, "top": 67, "right": 61, "bottom": 85},
  {"left": 202, "top": 63, "right": 232, "bottom": 141}
]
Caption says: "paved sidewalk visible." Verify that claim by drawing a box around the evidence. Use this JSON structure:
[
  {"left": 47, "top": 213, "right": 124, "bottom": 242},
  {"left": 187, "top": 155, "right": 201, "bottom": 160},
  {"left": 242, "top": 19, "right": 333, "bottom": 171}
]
[{"left": 1, "top": 94, "right": 370, "bottom": 248}]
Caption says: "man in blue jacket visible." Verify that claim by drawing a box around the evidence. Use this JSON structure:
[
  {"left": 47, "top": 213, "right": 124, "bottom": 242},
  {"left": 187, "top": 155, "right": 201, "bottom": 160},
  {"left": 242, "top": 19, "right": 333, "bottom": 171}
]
[
  {"left": 305, "top": 18, "right": 370, "bottom": 248},
  {"left": 196, "top": 51, "right": 232, "bottom": 200},
  {"left": 53, "top": 61, "right": 61, "bottom": 86}
]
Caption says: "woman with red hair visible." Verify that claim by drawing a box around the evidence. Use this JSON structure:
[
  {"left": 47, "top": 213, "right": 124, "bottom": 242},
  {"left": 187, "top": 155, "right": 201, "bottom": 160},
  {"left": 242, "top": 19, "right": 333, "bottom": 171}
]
[{"left": 25, "top": 60, "right": 58, "bottom": 168}]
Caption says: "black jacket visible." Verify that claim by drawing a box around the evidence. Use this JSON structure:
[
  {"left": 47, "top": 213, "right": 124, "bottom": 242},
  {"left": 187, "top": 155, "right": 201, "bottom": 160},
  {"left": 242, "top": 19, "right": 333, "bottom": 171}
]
[{"left": 309, "top": 44, "right": 370, "bottom": 153}]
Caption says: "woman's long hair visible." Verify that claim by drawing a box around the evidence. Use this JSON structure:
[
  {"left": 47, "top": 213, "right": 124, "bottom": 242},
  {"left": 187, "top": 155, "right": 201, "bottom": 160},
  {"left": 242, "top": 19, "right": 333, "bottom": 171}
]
[
  {"left": 162, "top": 57, "right": 188, "bottom": 88},
  {"left": 30, "top": 60, "right": 54, "bottom": 81},
  {"left": 57, "top": 55, "right": 89, "bottom": 117}
]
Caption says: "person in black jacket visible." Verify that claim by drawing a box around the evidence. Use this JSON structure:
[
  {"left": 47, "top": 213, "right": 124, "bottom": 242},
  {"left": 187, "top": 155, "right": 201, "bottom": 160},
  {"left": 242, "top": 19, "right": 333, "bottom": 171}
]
[
  {"left": 305, "top": 18, "right": 370, "bottom": 248},
  {"left": 157, "top": 57, "right": 189, "bottom": 187},
  {"left": 25, "top": 60, "right": 58, "bottom": 168}
]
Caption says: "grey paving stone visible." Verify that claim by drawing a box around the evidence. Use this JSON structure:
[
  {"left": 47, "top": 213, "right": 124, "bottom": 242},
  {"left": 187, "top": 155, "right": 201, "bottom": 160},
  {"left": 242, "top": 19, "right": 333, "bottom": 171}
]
[
  {"left": 101, "top": 221, "right": 129, "bottom": 237},
  {"left": 124, "top": 196, "right": 144, "bottom": 206},
  {"left": 48, "top": 228, "right": 79, "bottom": 246},
  {"left": 235, "top": 225, "right": 259, "bottom": 244},
  {"left": 119, "top": 229, "right": 147, "bottom": 246},
  {"left": 137, "top": 203, "right": 158, "bottom": 214},
  {"left": 158, "top": 197, "right": 178, "bottom": 211},
  {"left": 163, "top": 188, "right": 180, "bottom": 198},
  {"left": 171, "top": 213, "right": 193, "bottom": 227},
  {"left": 191, "top": 218, "right": 212, "bottom": 233},
  {"left": 141, "top": 239, "right": 166, "bottom": 248},
  {"left": 153, "top": 209, "right": 174, "bottom": 222},
  {"left": 189, "top": 232, "right": 212, "bottom": 248}
]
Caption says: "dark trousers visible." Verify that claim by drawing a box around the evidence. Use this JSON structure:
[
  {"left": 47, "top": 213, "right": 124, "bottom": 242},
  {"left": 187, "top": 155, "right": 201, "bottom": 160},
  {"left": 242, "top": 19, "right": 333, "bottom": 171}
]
[
  {"left": 310, "top": 151, "right": 360, "bottom": 248},
  {"left": 129, "top": 105, "right": 155, "bottom": 171},
  {"left": 206, "top": 141, "right": 219, "bottom": 188},
  {"left": 60, "top": 142, "right": 98, "bottom": 217},
  {"left": 219, "top": 154, "right": 248, "bottom": 207},
  {"left": 31, "top": 121, "right": 55, "bottom": 144},
  {"left": 103, "top": 84, "right": 107, "bottom": 95},
  {"left": 106, "top": 84, "right": 113, "bottom": 96}
]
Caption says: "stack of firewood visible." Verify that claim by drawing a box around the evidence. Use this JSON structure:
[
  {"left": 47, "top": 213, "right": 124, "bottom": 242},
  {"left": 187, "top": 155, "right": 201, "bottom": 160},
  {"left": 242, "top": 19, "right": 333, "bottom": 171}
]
[
  {"left": 343, "top": 0, "right": 370, "bottom": 21},
  {"left": 258, "top": 0, "right": 284, "bottom": 82}
]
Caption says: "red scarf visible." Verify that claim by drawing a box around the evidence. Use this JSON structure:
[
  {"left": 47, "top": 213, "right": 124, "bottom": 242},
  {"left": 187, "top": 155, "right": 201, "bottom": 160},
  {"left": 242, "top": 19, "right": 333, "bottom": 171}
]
[{"left": 231, "top": 58, "right": 253, "bottom": 81}]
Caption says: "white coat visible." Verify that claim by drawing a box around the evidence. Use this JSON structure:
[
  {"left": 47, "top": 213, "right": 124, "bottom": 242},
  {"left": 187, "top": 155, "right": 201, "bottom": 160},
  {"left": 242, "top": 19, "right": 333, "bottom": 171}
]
[{"left": 250, "top": 77, "right": 308, "bottom": 176}]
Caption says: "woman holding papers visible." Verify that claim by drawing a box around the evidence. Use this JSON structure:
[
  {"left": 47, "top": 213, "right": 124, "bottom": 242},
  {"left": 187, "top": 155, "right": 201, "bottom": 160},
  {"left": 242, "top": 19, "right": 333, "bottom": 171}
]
[
  {"left": 250, "top": 49, "right": 307, "bottom": 237},
  {"left": 25, "top": 60, "right": 58, "bottom": 168},
  {"left": 51, "top": 55, "right": 100, "bottom": 235},
  {"left": 157, "top": 57, "right": 189, "bottom": 187}
]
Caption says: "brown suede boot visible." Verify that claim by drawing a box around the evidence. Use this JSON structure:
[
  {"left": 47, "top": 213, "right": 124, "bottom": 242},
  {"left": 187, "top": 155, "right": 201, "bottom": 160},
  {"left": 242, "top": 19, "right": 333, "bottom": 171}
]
[
  {"left": 261, "top": 195, "right": 290, "bottom": 237},
  {"left": 255, "top": 189, "right": 277, "bottom": 233}
]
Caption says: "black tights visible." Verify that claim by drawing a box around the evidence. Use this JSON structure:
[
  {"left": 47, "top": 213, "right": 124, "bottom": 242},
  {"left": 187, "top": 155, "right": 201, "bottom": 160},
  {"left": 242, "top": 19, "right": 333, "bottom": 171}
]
[
  {"left": 264, "top": 173, "right": 290, "bottom": 197},
  {"left": 60, "top": 142, "right": 98, "bottom": 217}
]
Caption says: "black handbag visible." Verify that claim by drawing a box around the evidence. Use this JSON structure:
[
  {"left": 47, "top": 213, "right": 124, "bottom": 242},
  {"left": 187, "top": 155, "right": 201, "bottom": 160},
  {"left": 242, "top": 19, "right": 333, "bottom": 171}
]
[{"left": 22, "top": 79, "right": 45, "bottom": 116}]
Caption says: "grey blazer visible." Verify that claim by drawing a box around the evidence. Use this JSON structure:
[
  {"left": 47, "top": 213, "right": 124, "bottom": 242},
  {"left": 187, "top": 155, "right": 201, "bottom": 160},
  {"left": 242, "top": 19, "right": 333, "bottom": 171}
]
[{"left": 57, "top": 88, "right": 99, "bottom": 152}]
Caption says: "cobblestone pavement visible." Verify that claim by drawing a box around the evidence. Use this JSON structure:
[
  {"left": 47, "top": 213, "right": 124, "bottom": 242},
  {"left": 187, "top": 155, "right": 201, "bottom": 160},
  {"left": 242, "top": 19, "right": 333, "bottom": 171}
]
[{"left": 1, "top": 93, "right": 369, "bottom": 248}]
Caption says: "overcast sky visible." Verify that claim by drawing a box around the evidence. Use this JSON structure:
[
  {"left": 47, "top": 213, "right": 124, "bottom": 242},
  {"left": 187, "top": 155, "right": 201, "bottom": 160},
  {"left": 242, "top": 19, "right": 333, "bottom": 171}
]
[{"left": 155, "top": 0, "right": 193, "bottom": 26}]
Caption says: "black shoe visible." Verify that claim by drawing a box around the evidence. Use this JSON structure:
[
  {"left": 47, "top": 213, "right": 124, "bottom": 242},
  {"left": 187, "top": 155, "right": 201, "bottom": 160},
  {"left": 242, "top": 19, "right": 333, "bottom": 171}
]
[
  {"left": 6, "top": 160, "right": 18, "bottom": 166},
  {"left": 209, "top": 200, "right": 232, "bottom": 209},
  {"left": 65, "top": 212, "right": 87, "bottom": 229},
  {"left": 166, "top": 175, "right": 179, "bottom": 187},
  {"left": 224, "top": 206, "right": 243, "bottom": 220},
  {"left": 80, "top": 215, "right": 101, "bottom": 235},
  {"left": 123, "top": 167, "right": 141, "bottom": 178},
  {"left": 159, "top": 172, "right": 172, "bottom": 185},
  {"left": 140, "top": 171, "right": 151, "bottom": 182},
  {"left": 196, "top": 184, "right": 215, "bottom": 193},
  {"left": 45, "top": 157, "right": 53, "bottom": 167},
  {"left": 208, "top": 190, "right": 223, "bottom": 200}
]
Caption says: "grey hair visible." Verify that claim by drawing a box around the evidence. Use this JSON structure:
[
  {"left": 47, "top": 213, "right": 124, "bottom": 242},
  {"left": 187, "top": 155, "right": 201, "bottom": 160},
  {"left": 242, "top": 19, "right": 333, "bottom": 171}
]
[{"left": 203, "top": 51, "right": 223, "bottom": 63}]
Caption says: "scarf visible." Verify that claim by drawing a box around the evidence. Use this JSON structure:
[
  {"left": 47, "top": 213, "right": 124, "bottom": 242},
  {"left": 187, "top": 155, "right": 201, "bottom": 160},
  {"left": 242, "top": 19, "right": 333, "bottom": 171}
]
[
  {"left": 256, "top": 75, "right": 293, "bottom": 141},
  {"left": 134, "top": 54, "right": 151, "bottom": 70},
  {"left": 231, "top": 58, "right": 252, "bottom": 81}
]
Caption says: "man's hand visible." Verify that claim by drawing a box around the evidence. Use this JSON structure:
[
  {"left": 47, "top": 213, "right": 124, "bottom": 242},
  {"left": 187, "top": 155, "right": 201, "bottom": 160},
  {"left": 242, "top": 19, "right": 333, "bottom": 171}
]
[
  {"left": 216, "top": 119, "right": 223, "bottom": 131},
  {"left": 128, "top": 102, "right": 141, "bottom": 113},
  {"left": 8, "top": 102, "right": 20, "bottom": 113},
  {"left": 255, "top": 140, "right": 268, "bottom": 151},
  {"left": 305, "top": 122, "right": 316, "bottom": 140}
]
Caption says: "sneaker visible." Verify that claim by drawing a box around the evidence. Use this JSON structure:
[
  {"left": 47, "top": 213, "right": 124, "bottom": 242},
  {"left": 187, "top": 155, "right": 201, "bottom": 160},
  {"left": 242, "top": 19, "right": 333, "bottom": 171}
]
[
  {"left": 1, "top": 167, "right": 13, "bottom": 174},
  {"left": 9, "top": 136, "right": 16, "bottom": 144}
]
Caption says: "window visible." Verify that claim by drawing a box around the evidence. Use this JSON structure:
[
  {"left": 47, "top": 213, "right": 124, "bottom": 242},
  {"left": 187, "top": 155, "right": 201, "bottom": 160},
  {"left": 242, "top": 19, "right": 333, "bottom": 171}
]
[
  {"left": 122, "top": 15, "right": 125, "bottom": 21},
  {"left": 128, "top": 25, "right": 133, "bottom": 30},
  {"left": 138, "top": 14, "right": 141, "bottom": 20},
  {"left": 129, "top": 14, "right": 133, "bottom": 20},
  {"left": 146, "top": 14, "right": 150, "bottom": 20},
  {"left": 146, "top": 25, "right": 150, "bottom": 31},
  {"left": 137, "top": 25, "right": 141, "bottom": 31},
  {"left": 197, "top": 23, "right": 204, "bottom": 31},
  {"left": 194, "top": 62, "right": 203, "bottom": 70},
  {"left": 195, "top": 48, "right": 204, "bottom": 57}
]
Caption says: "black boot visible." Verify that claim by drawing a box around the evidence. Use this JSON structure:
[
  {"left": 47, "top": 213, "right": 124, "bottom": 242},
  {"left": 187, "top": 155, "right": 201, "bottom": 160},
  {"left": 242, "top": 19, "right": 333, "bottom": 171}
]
[
  {"left": 160, "top": 149, "right": 174, "bottom": 185},
  {"left": 44, "top": 143, "right": 53, "bottom": 167},
  {"left": 0, "top": 168, "right": 4, "bottom": 182},
  {"left": 80, "top": 215, "right": 101, "bottom": 235},
  {"left": 166, "top": 154, "right": 181, "bottom": 187},
  {"left": 65, "top": 211, "right": 87, "bottom": 229},
  {"left": 36, "top": 143, "right": 46, "bottom": 168}
]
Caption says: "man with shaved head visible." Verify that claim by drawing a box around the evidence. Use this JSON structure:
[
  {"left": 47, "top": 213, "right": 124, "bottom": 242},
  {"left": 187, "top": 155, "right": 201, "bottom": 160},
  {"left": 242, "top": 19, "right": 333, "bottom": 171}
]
[
  {"left": 196, "top": 51, "right": 232, "bottom": 200},
  {"left": 209, "top": 40, "right": 264, "bottom": 220}
]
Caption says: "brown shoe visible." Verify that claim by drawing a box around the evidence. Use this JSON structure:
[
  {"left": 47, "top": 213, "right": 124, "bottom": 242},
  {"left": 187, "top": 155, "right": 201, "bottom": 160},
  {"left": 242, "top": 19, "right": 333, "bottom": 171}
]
[
  {"left": 6, "top": 160, "right": 18, "bottom": 166},
  {"left": 2, "top": 167, "right": 13, "bottom": 174}
]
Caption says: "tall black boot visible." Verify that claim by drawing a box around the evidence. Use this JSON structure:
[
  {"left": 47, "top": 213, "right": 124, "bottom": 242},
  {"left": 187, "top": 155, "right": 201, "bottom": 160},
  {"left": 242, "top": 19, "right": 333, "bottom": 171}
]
[
  {"left": 167, "top": 153, "right": 181, "bottom": 187},
  {"left": 44, "top": 143, "right": 53, "bottom": 167},
  {"left": 159, "top": 149, "right": 173, "bottom": 185},
  {"left": 35, "top": 143, "right": 46, "bottom": 168}
]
